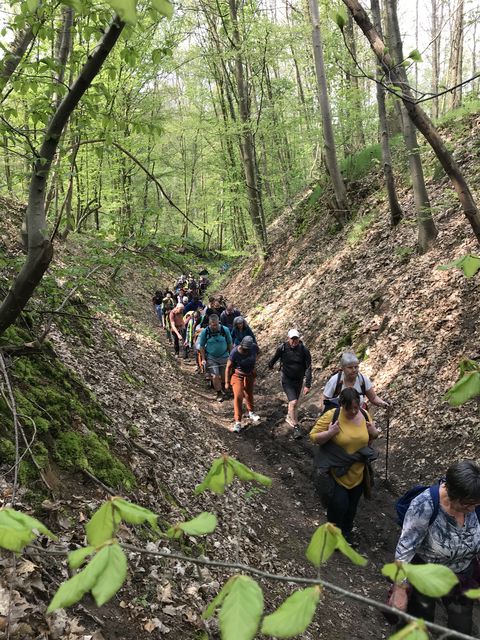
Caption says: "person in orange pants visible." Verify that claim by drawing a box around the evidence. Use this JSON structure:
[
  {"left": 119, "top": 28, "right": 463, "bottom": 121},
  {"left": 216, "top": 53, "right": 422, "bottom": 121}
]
[{"left": 225, "top": 336, "right": 260, "bottom": 432}]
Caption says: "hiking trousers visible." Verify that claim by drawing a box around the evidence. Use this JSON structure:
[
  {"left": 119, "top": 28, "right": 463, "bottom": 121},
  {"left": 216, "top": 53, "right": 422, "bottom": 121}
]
[
  {"left": 231, "top": 372, "right": 255, "bottom": 422},
  {"left": 326, "top": 481, "right": 363, "bottom": 539}
]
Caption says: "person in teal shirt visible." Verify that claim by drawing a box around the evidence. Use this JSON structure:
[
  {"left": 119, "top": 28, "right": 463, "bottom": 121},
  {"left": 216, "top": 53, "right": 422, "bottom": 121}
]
[{"left": 199, "top": 314, "right": 232, "bottom": 402}]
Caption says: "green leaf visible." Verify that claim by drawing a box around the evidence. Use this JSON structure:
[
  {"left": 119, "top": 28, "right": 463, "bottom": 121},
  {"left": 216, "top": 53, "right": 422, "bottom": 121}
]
[
  {"left": 91, "top": 544, "right": 127, "bottom": 606},
  {"left": 381, "top": 561, "right": 407, "bottom": 583},
  {"left": 261, "top": 586, "right": 321, "bottom": 637},
  {"left": 106, "top": 0, "right": 137, "bottom": 24},
  {"left": 112, "top": 498, "right": 158, "bottom": 529},
  {"left": 465, "top": 587, "right": 480, "bottom": 599},
  {"left": 335, "top": 531, "right": 368, "bottom": 566},
  {"left": 61, "top": 0, "right": 84, "bottom": 10},
  {"left": 86, "top": 501, "right": 121, "bottom": 547},
  {"left": 195, "top": 457, "right": 231, "bottom": 495},
  {"left": 388, "top": 619, "right": 429, "bottom": 639},
  {"left": 0, "top": 509, "right": 55, "bottom": 539},
  {"left": 47, "top": 547, "right": 109, "bottom": 612},
  {"left": 219, "top": 575, "right": 263, "bottom": 640},
  {"left": 203, "top": 577, "right": 235, "bottom": 619},
  {"left": 68, "top": 546, "right": 96, "bottom": 569},
  {"left": 230, "top": 459, "right": 272, "bottom": 487},
  {"left": 332, "top": 8, "right": 347, "bottom": 29},
  {"left": 437, "top": 254, "right": 480, "bottom": 277},
  {"left": 26, "top": 0, "right": 40, "bottom": 11},
  {"left": 151, "top": 0, "right": 174, "bottom": 19},
  {"left": 152, "top": 48, "right": 163, "bottom": 64},
  {"left": 403, "top": 563, "right": 458, "bottom": 597},
  {"left": 407, "top": 49, "right": 423, "bottom": 63},
  {"left": 444, "top": 371, "right": 480, "bottom": 406},
  {"left": 0, "top": 509, "right": 56, "bottom": 552},
  {"left": 305, "top": 523, "right": 338, "bottom": 567},
  {"left": 167, "top": 512, "right": 217, "bottom": 538}
]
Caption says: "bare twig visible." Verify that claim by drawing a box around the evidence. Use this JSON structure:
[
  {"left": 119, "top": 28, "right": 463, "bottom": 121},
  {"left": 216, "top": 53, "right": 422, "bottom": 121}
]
[{"left": 0, "top": 353, "right": 19, "bottom": 504}]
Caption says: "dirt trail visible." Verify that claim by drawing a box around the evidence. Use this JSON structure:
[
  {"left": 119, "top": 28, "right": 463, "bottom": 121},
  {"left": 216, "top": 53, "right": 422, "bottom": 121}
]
[{"left": 169, "top": 338, "right": 403, "bottom": 639}]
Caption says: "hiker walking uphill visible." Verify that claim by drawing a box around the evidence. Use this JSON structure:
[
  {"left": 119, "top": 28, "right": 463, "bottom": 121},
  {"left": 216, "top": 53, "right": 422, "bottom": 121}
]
[
  {"left": 220, "top": 303, "right": 242, "bottom": 331},
  {"left": 225, "top": 336, "right": 260, "bottom": 433},
  {"left": 231, "top": 316, "right": 256, "bottom": 346},
  {"left": 390, "top": 460, "right": 480, "bottom": 635},
  {"left": 309, "top": 388, "right": 378, "bottom": 545},
  {"left": 320, "top": 352, "right": 389, "bottom": 412},
  {"left": 199, "top": 314, "right": 233, "bottom": 402},
  {"left": 268, "top": 329, "right": 312, "bottom": 439},
  {"left": 170, "top": 303, "right": 187, "bottom": 358}
]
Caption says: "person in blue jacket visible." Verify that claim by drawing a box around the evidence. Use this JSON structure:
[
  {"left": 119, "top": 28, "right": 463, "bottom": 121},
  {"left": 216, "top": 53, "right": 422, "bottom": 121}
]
[{"left": 231, "top": 316, "right": 256, "bottom": 346}]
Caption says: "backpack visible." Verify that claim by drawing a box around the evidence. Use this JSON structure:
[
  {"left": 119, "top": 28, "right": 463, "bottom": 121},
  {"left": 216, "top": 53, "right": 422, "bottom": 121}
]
[
  {"left": 323, "top": 371, "right": 367, "bottom": 413},
  {"left": 395, "top": 482, "right": 480, "bottom": 527},
  {"left": 204, "top": 325, "right": 228, "bottom": 345},
  {"left": 278, "top": 341, "right": 307, "bottom": 369}
]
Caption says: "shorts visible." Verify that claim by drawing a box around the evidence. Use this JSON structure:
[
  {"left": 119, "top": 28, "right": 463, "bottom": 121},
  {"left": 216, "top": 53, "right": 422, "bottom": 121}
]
[
  {"left": 281, "top": 375, "right": 303, "bottom": 402},
  {"left": 207, "top": 355, "right": 228, "bottom": 377}
]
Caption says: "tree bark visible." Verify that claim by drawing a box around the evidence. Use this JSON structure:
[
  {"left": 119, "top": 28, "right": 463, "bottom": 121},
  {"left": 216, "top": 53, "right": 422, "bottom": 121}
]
[
  {"left": 342, "top": 0, "right": 480, "bottom": 247},
  {"left": 370, "top": 0, "right": 402, "bottom": 227},
  {"left": 445, "top": 0, "right": 464, "bottom": 111},
  {"left": 430, "top": 0, "right": 441, "bottom": 119},
  {"left": 308, "top": 0, "right": 349, "bottom": 224},
  {"left": 385, "top": 0, "right": 437, "bottom": 252},
  {"left": 0, "top": 17, "right": 125, "bottom": 337},
  {"left": 0, "top": 26, "right": 35, "bottom": 97}
]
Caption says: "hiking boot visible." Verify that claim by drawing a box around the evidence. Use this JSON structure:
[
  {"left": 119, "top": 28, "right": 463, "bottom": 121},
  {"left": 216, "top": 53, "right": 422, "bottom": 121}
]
[
  {"left": 231, "top": 422, "right": 242, "bottom": 433},
  {"left": 285, "top": 415, "right": 295, "bottom": 428},
  {"left": 216, "top": 391, "right": 224, "bottom": 403},
  {"left": 248, "top": 411, "right": 260, "bottom": 422},
  {"left": 293, "top": 426, "right": 303, "bottom": 440}
]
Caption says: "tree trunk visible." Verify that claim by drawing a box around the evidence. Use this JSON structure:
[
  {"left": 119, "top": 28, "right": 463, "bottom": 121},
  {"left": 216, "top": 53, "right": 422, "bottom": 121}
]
[
  {"left": 308, "top": 0, "right": 349, "bottom": 223},
  {"left": 0, "top": 26, "right": 35, "bottom": 97},
  {"left": 0, "top": 17, "right": 125, "bottom": 337},
  {"left": 385, "top": 0, "right": 437, "bottom": 252},
  {"left": 227, "top": 0, "right": 267, "bottom": 256},
  {"left": 54, "top": 6, "right": 74, "bottom": 107},
  {"left": 445, "top": 0, "right": 464, "bottom": 111},
  {"left": 342, "top": 0, "right": 480, "bottom": 247},
  {"left": 344, "top": 13, "right": 365, "bottom": 148},
  {"left": 370, "top": 0, "right": 402, "bottom": 227},
  {"left": 430, "top": 0, "right": 441, "bottom": 119}
]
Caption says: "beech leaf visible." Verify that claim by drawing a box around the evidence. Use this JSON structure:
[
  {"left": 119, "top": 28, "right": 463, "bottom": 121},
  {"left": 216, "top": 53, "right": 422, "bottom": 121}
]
[{"left": 261, "top": 586, "right": 321, "bottom": 637}]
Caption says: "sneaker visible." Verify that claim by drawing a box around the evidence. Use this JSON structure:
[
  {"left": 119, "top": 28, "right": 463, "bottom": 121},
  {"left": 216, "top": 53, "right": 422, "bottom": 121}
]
[
  {"left": 285, "top": 415, "right": 295, "bottom": 428},
  {"left": 293, "top": 426, "right": 303, "bottom": 440},
  {"left": 248, "top": 411, "right": 260, "bottom": 422},
  {"left": 231, "top": 422, "right": 242, "bottom": 433},
  {"left": 216, "top": 391, "right": 224, "bottom": 403}
]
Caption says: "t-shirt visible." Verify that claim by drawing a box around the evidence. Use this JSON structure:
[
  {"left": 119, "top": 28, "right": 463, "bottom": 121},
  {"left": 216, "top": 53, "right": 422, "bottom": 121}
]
[
  {"left": 396, "top": 487, "right": 480, "bottom": 573},
  {"left": 229, "top": 344, "right": 259, "bottom": 376},
  {"left": 309, "top": 408, "right": 370, "bottom": 489},
  {"left": 220, "top": 309, "right": 241, "bottom": 330},
  {"left": 199, "top": 325, "right": 232, "bottom": 358},
  {"left": 323, "top": 372, "right": 372, "bottom": 405}
]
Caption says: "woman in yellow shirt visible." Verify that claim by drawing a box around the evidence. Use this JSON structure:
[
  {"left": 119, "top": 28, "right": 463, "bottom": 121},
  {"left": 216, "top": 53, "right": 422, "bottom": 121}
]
[{"left": 310, "top": 388, "right": 379, "bottom": 543}]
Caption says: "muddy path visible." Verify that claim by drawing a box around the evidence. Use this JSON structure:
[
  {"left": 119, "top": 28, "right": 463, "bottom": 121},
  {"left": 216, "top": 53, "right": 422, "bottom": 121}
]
[{"left": 172, "top": 346, "right": 403, "bottom": 639}]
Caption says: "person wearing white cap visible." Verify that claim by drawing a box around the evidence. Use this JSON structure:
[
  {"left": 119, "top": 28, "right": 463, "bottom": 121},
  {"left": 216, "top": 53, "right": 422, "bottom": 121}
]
[{"left": 268, "top": 329, "right": 312, "bottom": 438}]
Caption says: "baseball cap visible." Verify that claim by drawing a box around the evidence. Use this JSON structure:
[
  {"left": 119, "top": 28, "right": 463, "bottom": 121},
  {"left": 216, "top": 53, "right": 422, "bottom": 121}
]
[{"left": 287, "top": 329, "right": 300, "bottom": 339}]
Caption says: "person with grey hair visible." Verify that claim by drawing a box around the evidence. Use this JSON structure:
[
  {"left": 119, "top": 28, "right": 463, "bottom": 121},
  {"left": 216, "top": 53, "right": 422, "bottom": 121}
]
[
  {"left": 198, "top": 314, "right": 233, "bottom": 402},
  {"left": 389, "top": 460, "right": 480, "bottom": 634},
  {"left": 319, "top": 351, "right": 388, "bottom": 413}
]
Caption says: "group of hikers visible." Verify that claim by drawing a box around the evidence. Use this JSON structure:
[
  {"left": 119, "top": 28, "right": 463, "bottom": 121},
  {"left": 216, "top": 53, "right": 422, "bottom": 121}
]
[{"left": 152, "top": 276, "right": 480, "bottom": 636}]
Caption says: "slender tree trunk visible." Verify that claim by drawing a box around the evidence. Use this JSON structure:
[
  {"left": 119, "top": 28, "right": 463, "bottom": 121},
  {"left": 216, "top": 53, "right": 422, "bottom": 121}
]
[
  {"left": 309, "top": 0, "right": 349, "bottom": 223},
  {"left": 227, "top": 0, "right": 267, "bottom": 255},
  {"left": 385, "top": 0, "right": 437, "bottom": 252},
  {"left": 3, "top": 134, "right": 13, "bottom": 194},
  {"left": 371, "top": 0, "right": 402, "bottom": 227},
  {"left": 342, "top": 0, "right": 480, "bottom": 246},
  {"left": 430, "top": 0, "right": 441, "bottom": 119},
  {"left": 0, "top": 26, "right": 35, "bottom": 97},
  {"left": 344, "top": 13, "right": 365, "bottom": 148},
  {"left": 445, "top": 0, "right": 464, "bottom": 110},
  {"left": 0, "top": 17, "right": 125, "bottom": 337}
]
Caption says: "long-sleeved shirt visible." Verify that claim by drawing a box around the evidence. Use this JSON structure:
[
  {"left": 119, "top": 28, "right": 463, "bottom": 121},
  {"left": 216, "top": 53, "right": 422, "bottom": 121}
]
[
  {"left": 231, "top": 324, "right": 256, "bottom": 346},
  {"left": 268, "top": 342, "right": 312, "bottom": 387},
  {"left": 220, "top": 309, "right": 241, "bottom": 330},
  {"left": 395, "top": 487, "right": 480, "bottom": 573}
]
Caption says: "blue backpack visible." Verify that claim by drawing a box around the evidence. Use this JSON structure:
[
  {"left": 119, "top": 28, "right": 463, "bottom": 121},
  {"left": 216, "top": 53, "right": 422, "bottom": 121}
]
[{"left": 396, "top": 482, "right": 480, "bottom": 527}]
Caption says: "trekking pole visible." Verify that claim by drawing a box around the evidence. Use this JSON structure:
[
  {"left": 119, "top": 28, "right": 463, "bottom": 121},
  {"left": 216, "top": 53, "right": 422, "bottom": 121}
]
[{"left": 385, "top": 406, "right": 391, "bottom": 483}]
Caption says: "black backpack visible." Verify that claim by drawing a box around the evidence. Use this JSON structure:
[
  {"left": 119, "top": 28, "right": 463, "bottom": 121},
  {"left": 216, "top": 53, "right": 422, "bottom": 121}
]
[
  {"left": 278, "top": 341, "right": 307, "bottom": 368},
  {"left": 205, "top": 325, "right": 228, "bottom": 345},
  {"left": 323, "top": 371, "right": 367, "bottom": 412}
]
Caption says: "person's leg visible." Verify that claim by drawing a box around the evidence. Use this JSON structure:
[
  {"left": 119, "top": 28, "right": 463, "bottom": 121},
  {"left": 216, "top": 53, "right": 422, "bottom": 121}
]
[
  {"left": 342, "top": 484, "right": 364, "bottom": 539},
  {"left": 244, "top": 375, "right": 255, "bottom": 413},
  {"left": 445, "top": 596, "right": 473, "bottom": 634},
  {"left": 326, "top": 482, "right": 350, "bottom": 533},
  {"left": 173, "top": 332, "right": 180, "bottom": 355},
  {"left": 407, "top": 588, "right": 436, "bottom": 623},
  {"left": 231, "top": 374, "right": 244, "bottom": 422}
]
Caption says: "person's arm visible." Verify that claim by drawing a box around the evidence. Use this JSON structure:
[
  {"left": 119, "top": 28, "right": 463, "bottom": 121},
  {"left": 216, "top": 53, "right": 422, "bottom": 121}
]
[
  {"left": 169, "top": 312, "right": 182, "bottom": 339},
  {"left": 225, "top": 358, "right": 234, "bottom": 388},
  {"left": 365, "top": 411, "right": 379, "bottom": 440},
  {"left": 309, "top": 410, "right": 339, "bottom": 444},
  {"left": 268, "top": 346, "right": 282, "bottom": 369},
  {"left": 223, "top": 326, "right": 233, "bottom": 352},
  {"left": 303, "top": 346, "right": 312, "bottom": 392},
  {"left": 365, "top": 387, "right": 389, "bottom": 407},
  {"left": 390, "top": 493, "right": 434, "bottom": 610}
]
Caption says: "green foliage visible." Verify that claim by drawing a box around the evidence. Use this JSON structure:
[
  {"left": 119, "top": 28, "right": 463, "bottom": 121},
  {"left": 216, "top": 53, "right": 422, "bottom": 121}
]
[
  {"left": 86, "top": 497, "right": 158, "bottom": 546},
  {"left": 346, "top": 211, "right": 376, "bottom": 246},
  {"left": 407, "top": 49, "right": 423, "bottom": 63},
  {"left": 204, "top": 575, "right": 264, "bottom": 640},
  {"left": 261, "top": 586, "right": 321, "bottom": 638},
  {"left": 306, "top": 523, "right": 367, "bottom": 567},
  {"left": 105, "top": 0, "right": 173, "bottom": 24},
  {"left": 195, "top": 455, "right": 272, "bottom": 495},
  {"left": 437, "top": 254, "right": 480, "bottom": 278},
  {"left": 331, "top": 8, "right": 347, "bottom": 30},
  {"left": 166, "top": 512, "right": 217, "bottom": 539},
  {"left": 48, "top": 542, "right": 127, "bottom": 611},
  {"left": 0, "top": 508, "right": 56, "bottom": 552},
  {"left": 382, "top": 561, "right": 458, "bottom": 597},
  {"left": 444, "top": 359, "right": 480, "bottom": 406},
  {"left": 388, "top": 620, "right": 429, "bottom": 639},
  {"left": 340, "top": 144, "right": 382, "bottom": 182}
]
